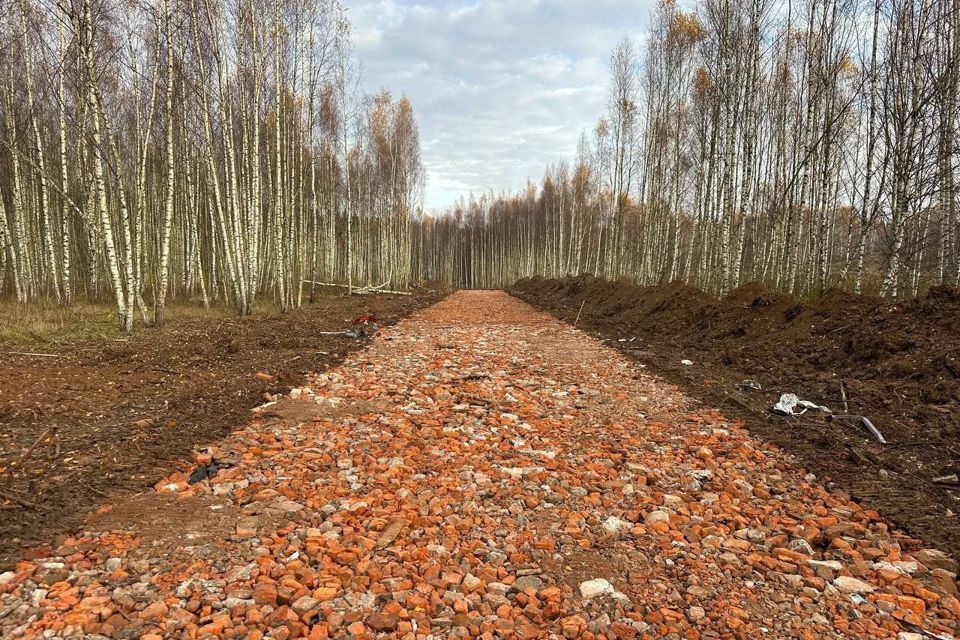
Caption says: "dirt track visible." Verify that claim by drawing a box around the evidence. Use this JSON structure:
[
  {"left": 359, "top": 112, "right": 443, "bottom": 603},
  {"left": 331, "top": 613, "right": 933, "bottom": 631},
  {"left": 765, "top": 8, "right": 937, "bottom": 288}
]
[{"left": 1, "top": 291, "right": 958, "bottom": 639}]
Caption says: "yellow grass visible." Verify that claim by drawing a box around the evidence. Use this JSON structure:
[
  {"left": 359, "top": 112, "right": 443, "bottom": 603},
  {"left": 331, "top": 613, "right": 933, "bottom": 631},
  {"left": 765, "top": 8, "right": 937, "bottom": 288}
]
[{"left": 0, "top": 299, "right": 240, "bottom": 345}]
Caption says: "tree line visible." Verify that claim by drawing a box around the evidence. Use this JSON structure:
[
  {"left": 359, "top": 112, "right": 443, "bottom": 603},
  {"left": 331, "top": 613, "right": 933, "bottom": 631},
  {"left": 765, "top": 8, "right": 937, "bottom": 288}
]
[
  {"left": 416, "top": 0, "right": 960, "bottom": 299},
  {"left": 0, "top": 0, "right": 422, "bottom": 329},
  {"left": 5, "top": 0, "right": 958, "bottom": 324}
]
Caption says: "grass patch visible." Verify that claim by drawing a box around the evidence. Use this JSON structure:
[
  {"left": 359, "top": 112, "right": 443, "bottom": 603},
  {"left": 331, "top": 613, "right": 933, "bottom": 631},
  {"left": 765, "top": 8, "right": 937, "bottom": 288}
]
[
  {"left": 0, "top": 301, "right": 119, "bottom": 345},
  {"left": 0, "top": 291, "right": 361, "bottom": 346},
  {"left": 0, "top": 299, "right": 244, "bottom": 346}
]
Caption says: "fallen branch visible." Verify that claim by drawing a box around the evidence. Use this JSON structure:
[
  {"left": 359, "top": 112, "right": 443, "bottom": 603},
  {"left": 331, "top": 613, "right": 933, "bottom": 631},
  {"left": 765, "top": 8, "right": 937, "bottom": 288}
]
[
  {"left": 354, "top": 287, "right": 411, "bottom": 296},
  {"left": 4, "top": 351, "right": 63, "bottom": 358},
  {"left": 574, "top": 300, "right": 585, "bottom": 327},
  {"left": 1, "top": 426, "right": 59, "bottom": 476},
  {"left": 301, "top": 280, "right": 411, "bottom": 296},
  {"left": 0, "top": 488, "right": 37, "bottom": 509}
]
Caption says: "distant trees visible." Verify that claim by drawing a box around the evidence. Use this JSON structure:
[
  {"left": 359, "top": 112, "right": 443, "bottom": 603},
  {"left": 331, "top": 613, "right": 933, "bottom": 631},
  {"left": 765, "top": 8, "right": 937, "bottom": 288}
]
[
  {"left": 417, "top": 0, "right": 960, "bottom": 298},
  {"left": 0, "top": 0, "right": 422, "bottom": 329},
  {"left": 5, "top": 0, "right": 957, "bottom": 308}
]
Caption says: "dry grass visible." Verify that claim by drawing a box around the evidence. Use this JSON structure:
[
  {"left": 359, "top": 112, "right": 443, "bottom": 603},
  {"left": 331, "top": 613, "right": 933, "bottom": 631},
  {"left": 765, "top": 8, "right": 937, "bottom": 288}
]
[{"left": 0, "top": 299, "right": 243, "bottom": 345}]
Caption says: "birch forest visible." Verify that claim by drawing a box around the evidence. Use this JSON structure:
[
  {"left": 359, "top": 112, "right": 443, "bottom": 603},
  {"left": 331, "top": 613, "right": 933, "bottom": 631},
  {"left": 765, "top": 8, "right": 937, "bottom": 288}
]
[
  {"left": 416, "top": 0, "right": 960, "bottom": 299},
  {"left": 0, "top": 0, "right": 422, "bottom": 330},
  {"left": 3, "top": 0, "right": 960, "bottom": 333}
]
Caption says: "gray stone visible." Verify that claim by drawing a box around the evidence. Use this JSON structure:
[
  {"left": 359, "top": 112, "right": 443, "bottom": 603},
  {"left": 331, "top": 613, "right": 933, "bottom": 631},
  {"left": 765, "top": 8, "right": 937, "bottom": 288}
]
[
  {"left": 579, "top": 578, "right": 614, "bottom": 600},
  {"left": 788, "top": 538, "right": 814, "bottom": 556},
  {"left": 808, "top": 560, "right": 843, "bottom": 581},
  {"left": 601, "top": 516, "right": 630, "bottom": 533},
  {"left": 911, "top": 549, "right": 958, "bottom": 574},
  {"left": 832, "top": 576, "right": 875, "bottom": 594},
  {"left": 511, "top": 575, "right": 543, "bottom": 592}
]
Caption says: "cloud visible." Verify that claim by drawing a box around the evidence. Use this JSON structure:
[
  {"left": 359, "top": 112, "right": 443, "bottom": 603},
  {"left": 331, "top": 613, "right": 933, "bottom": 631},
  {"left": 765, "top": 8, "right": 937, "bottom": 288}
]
[{"left": 345, "top": 0, "right": 652, "bottom": 211}]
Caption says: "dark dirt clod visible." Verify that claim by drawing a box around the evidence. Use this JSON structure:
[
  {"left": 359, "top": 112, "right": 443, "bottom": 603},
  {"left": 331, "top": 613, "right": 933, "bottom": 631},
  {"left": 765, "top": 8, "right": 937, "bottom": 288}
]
[{"left": 511, "top": 274, "right": 960, "bottom": 561}]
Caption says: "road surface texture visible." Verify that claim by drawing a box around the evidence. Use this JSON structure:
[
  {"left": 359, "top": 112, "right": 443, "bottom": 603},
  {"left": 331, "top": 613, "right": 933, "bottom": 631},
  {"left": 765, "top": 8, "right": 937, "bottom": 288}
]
[{"left": 1, "top": 291, "right": 958, "bottom": 639}]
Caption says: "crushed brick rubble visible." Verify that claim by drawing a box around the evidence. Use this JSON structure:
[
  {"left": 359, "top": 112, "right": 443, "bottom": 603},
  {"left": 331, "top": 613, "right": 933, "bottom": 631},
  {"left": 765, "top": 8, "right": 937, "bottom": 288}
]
[{"left": 1, "top": 291, "right": 958, "bottom": 639}]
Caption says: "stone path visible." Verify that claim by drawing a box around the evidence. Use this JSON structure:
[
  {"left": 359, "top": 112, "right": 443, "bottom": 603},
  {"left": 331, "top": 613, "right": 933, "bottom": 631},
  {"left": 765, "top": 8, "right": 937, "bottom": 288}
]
[{"left": 1, "top": 291, "right": 958, "bottom": 639}]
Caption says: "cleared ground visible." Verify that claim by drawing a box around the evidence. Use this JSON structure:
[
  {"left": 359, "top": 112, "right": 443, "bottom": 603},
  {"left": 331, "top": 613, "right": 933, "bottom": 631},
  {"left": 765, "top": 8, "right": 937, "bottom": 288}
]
[
  {"left": 1, "top": 291, "right": 957, "bottom": 639},
  {"left": 0, "top": 289, "right": 446, "bottom": 568}
]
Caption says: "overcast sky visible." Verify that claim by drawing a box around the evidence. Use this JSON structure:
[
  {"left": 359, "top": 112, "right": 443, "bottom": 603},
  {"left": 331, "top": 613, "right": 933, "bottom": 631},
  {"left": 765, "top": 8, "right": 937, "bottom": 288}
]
[{"left": 345, "top": 0, "right": 651, "bottom": 212}]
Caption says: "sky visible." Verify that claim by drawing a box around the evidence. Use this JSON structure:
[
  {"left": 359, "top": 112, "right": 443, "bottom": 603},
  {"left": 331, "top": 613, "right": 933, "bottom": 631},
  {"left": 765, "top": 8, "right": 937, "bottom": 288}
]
[{"left": 344, "top": 0, "right": 651, "bottom": 212}]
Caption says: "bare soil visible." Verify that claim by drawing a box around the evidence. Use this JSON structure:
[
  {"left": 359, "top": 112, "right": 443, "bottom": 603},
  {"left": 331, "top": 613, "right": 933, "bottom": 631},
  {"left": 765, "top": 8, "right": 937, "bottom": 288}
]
[
  {"left": 4, "top": 290, "right": 957, "bottom": 639},
  {"left": 0, "top": 287, "right": 447, "bottom": 569},
  {"left": 511, "top": 275, "right": 960, "bottom": 561}
]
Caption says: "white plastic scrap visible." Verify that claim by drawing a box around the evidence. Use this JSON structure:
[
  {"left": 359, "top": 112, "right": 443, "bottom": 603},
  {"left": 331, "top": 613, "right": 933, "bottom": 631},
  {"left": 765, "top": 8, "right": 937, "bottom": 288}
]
[
  {"left": 681, "top": 359, "right": 693, "bottom": 366},
  {"left": 772, "top": 393, "right": 831, "bottom": 416}
]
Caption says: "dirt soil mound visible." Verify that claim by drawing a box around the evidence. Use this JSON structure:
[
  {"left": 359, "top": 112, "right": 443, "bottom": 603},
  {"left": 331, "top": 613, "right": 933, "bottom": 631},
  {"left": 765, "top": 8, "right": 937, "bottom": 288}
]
[
  {"left": 0, "top": 288, "right": 446, "bottom": 569},
  {"left": 511, "top": 275, "right": 960, "bottom": 559}
]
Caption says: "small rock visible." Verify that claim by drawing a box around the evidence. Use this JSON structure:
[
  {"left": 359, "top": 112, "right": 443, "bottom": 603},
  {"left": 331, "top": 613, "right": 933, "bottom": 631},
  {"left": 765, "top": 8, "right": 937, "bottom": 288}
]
[
  {"left": 601, "top": 516, "right": 630, "bottom": 533},
  {"left": 808, "top": 560, "right": 843, "bottom": 581},
  {"left": 253, "top": 583, "right": 278, "bottom": 605},
  {"left": 366, "top": 612, "right": 399, "bottom": 632},
  {"left": 645, "top": 510, "right": 670, "bottom": 525},
  {"left": 291, "top": 595, "right": 318, "bottom": 613},
  {"left": 733, "top": 479, "right": 754, "bottom": 495},
  {"left": 687, "top": 606, "right": 706, "bottom": 623},
  {"left": 140, "top": 600, "right": 169, "bottom": 620},
  {"left": 462, "top": 573, "right": 482, "bottom": 591},
  {"left": 512, "top": 575, "right": 543, "bottom": 592},
  {"left": 376, "top": 520, "right": 406, "bottom": 548},
  {"left": 579, "top": 578, "right": 615, "bottom": 600},
  {"left": 872, "top": 561, "right": 917, "bottom": 575},
  {"left": 832, "top": 576, "right": 875, "bottom": 594},
  {"left": 789, "top": 538, "right": 814, "bottom": 555},
  {"left": 912, "top": 549, "right": 959, "bottom": 574},
  {"left": 662, "top": 494, "right": 684, "bottom": 509}
]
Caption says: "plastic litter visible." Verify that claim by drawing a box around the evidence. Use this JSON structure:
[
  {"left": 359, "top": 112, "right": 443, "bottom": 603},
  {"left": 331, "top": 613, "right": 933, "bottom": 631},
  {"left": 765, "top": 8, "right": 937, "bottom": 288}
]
[
  {"left": 736, "top": 380, "right": 762, "bottom": 391},
  {"left": 681, "top": 359, "right": 693, "bottom": 366},
  {"left": 771, "top": 393, "right": 831, "bottom": 416}
]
